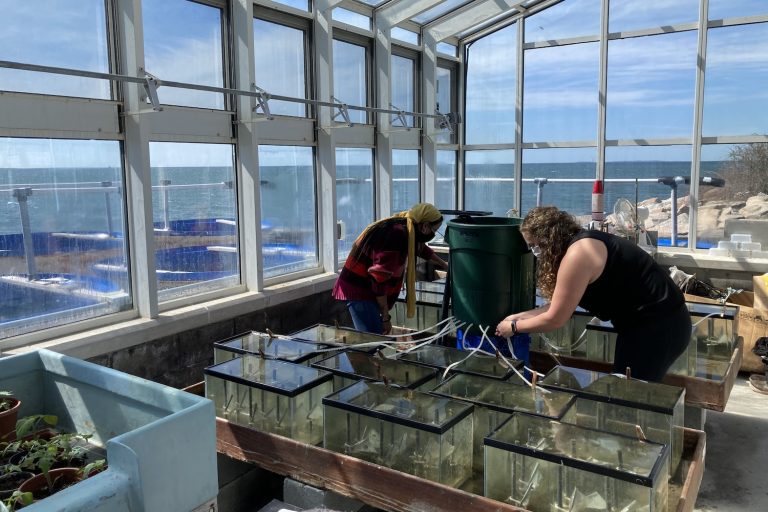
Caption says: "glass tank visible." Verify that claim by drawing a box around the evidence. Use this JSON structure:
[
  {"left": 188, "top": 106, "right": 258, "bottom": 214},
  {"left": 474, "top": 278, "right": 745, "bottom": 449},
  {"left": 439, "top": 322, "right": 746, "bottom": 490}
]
[
  {"left": 430, "top": 373, "right": 576, "bottom": 471},
  {"left": 323, "top": 380, "right": 474, "bottom": 487},
  {"left": 392, "top": 279, "right": 446, "bottom": 334},
  {"left": 213, "top": 331, "right": 329, "bottom": 365},
  {"left": 205, "top": 355, "right": 333, "bottom": 444},
  {"left": 485, "top": 413, "right": 669, "bottom": 511},
  {"left": 396, "top": 344, "right": 521, "bottom": 380},
  {"left": 290, "top": 324, "right": 393, "bottom": 352},
  {"left": 311, "top": 350, "right": 438, "bottom": 391},
  {"left": 687, "top": 302, "right": 737, "bottom": 360},
  {"left": 535, "top": 310, "right": 592, "bottom": 358},
  {"left": 585, "top": 320, "right": 617, "bottom": 363},
  {"left": 543, "top": 366, "right": 685, "bottom": 475},
  {"left": 669, "top": 302, "right": 737, "bottom": 380}
]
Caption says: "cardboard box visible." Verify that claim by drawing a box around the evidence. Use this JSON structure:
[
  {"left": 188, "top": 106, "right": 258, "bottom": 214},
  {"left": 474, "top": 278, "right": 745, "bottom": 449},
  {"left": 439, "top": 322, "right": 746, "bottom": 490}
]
[
  {"left": 754, "top": 273, "right": 768, "bottom": 311},
  {"left": 685, "top": 292, "right": 768, "bottom": 374}
]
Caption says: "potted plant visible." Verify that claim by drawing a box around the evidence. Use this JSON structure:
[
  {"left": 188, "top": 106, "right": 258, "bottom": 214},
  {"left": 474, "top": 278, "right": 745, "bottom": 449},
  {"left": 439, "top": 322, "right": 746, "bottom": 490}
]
[
  {"left": 0, "top": 393, "right": 21, "bottom": 442},
  {"left": 18, "top": 467, "right": 81, "bottom": 502},
  {"left": 0, "top": 415, "right": 58, "bottom": 468},
  {"left": 0, "top": 467, "right": 34, "bottom": 502},
  {"left": 0, "top": 489, "right": 33, "bottom": 512}
]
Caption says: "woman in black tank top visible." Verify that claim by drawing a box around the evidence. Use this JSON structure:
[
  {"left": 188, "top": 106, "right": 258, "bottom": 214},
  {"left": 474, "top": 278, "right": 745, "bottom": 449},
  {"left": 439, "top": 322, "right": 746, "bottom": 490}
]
[{"left": 495, "top": 206, "right": 690, "bottom": 381}]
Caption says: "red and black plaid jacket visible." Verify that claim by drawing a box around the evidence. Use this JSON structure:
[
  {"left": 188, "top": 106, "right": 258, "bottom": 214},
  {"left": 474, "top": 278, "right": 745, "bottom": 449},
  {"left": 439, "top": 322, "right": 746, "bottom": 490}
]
[{"left": 332, "top": 219, "right": 434, "bottom": 308}]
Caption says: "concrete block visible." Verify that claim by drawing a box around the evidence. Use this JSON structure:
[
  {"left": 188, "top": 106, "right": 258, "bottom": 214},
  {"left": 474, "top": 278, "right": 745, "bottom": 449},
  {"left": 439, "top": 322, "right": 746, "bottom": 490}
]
[
  {"left": 257, "top": 499, "right": 300, "bottom": 512},
  {"left": 283, "top": 478, "right": 368, "bottom": 512}
]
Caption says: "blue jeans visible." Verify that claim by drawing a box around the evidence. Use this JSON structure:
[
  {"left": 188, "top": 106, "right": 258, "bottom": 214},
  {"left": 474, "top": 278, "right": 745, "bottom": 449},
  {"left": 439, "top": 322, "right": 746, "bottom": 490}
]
[{"left": 346, "top": 300, "right": 384, "bottom": 334}]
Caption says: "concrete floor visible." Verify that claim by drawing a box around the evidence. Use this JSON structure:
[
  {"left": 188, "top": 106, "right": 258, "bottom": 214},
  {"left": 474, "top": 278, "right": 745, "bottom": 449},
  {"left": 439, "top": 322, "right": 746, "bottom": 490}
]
[{"left": 694, "top": 375, "right": 768, "bottom": 511}]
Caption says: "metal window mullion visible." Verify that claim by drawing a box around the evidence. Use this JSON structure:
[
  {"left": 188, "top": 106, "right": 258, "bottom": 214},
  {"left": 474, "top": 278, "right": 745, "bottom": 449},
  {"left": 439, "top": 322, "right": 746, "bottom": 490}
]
[
  {"left": 234, "top": 0, "right": 264, "bottom": 291},
  {"left": 457, "top": 41, "right": 466, "bottom": 210},
  {"left": 596, "top": 0, "right": 609, "bottom": 183},
  {"left": 375, "top": 19, "right": 393, "bottom": 218},
  {"left": 316, "top": 0, "right": 343, "bottom": 272},
  {"left": 514, "top": 18, "right": 524, "bottom": 214},
  {"left": 115, "top": 0, "right": 158, "bottom": 318},
  {"left": 422, "top": 31, "right": 438, "bottom": 204},
  {"left": 689, "top": 0, "right": 710, "bottom": 252}
]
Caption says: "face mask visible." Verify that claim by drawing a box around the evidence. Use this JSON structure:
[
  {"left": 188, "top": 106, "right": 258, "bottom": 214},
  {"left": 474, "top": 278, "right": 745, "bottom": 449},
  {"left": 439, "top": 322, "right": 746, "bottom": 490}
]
[
  {"left": 530, "top": 245, "right": 542, "bottom": 258},
  {"left": 416, "top": 230, "right": 436, "bottom": 243}
]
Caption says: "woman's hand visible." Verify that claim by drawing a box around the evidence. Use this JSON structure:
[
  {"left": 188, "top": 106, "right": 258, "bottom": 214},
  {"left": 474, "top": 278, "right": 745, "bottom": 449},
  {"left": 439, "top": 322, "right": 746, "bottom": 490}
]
[
  {"left": 382, "top": 319, "right": 393, "bottom": 335},
  {"left": 495, "top": 318, "right": 515, "bottom": 338}
]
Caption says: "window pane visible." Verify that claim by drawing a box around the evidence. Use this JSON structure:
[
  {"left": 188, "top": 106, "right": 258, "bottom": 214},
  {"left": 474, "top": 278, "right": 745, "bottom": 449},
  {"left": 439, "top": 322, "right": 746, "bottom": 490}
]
[
  {"left": 254, "top": 18, "right": 307, "bottom": 117},
  {"left": 522, "top": 147, "right": 597, "bottom": 217},
  {"left": 609, "top": 0, "right": 699, "bottom": 33},
  {"left": 0, "top": 138, "right": 130, "bottom": 339},
  {"left": 336, "top": 148, "right": 374, "bottom": 263},
  {"left": 436, "top": 42, "right": 458, "bottom": 57},
  {"left": 259, "top": 146, "right": 318, "bottom": 278},
  {"left": 703, "top": 23, "right": 768, "bottom": 138},
  {"left": 699, "top": 143, "right": 768, "bottom": 250},
  {"left": 605, "top": 145, "right": 692, "bottom": 248},
  {"left": 709, "top": 0, "right": 768, "bottom": 20},
  {"left": 143, "top": 0, "right": 224, "bottom": 109},
  {"left": 436, "top": 150, "right": 457, "bottom": 210},
  {"left": 0, "top": 0, "right": 110, "bottom": 99},
  {"left": 332, "top": 8, "right": 371, "bottom": 31},
  {"left": 524, "top": 0, "right": 600, "bottom": 43},
  {"left": 464, "top": 150, "right": 515, "bottom": 216},
  {"left": 607, "top": 32, "right": 697, "bottom": 140},
  {"left": 392, "top": 150, "right": 419, "bottom": 213},
  {"left": 391, "top": 55, "right": 415, "bottom": 128},
  {"left": 333, "top": 40, "right": 368, "bottom": 124},
  {"left": 149, "top": 143, "right": 238, "bottom": 301},
  {"left": 272, "top": 0, "right": 309, "bottom": 11},
  {"left": 465, "top": 23, "right": 517, "bottom": 145},
  {"left": 435, "top": 66, "right": 453, "bottom": 144},
  {"left": 412, "top": 0, "right": 471, "bottom": 25},
  {"left": 523, "top": 42, "right": 599, "bottom": 143},
  {"left": 392, "top": 28, "right": 419, "bottom": 46}
]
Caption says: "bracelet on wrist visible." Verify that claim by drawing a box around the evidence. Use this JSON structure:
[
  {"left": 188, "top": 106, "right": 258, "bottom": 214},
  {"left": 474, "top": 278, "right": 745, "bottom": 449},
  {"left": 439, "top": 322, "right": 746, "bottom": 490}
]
[{"left": 510, "top": 319, "right": 518, "bottom": 336}]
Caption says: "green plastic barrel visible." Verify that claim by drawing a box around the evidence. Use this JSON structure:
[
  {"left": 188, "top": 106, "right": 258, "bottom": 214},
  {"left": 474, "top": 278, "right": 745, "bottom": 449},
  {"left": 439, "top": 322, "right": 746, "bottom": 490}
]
[{"left": 446, "top": 216, "right": 535, "bottom": 328}]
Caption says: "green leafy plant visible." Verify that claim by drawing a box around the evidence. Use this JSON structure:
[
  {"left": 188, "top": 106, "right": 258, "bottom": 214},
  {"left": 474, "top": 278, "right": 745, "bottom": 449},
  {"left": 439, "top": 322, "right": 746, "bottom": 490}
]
[
  {"left": 17, "top": 432, "right": 90, "bottom": 487},
  {"left": 78, "top": 459, "right": 107, "bottom": 479},
  {"left": 14, "top": 415, "right": 57, "bottom": 440},
  {"left": 0, "top": 393, "right": 14, "bottom": 414},
  {"left": 0, "top": 415, "right": 58, "bottom": 464},
  {"left": 1, "top": 489, "right": 33, "bottom": 512}
]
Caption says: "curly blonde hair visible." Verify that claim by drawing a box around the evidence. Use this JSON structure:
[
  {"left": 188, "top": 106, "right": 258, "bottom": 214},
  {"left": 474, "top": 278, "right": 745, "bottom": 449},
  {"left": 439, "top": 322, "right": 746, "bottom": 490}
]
[{"left": 521, "top": 206, "right": 582, "bottom": 299}]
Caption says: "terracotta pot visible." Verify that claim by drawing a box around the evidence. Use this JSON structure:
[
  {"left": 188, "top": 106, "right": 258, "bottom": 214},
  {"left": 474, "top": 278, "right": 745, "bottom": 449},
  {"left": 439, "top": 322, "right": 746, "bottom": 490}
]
[
  {"left": 0, "top": 471, "right": 34, "bottom": 500},
  {"left": 0, "top": 397, "right": 21, "bottom": 441},
  {"left": 18, "top": 467, "right": 81, "bottom": 501}
]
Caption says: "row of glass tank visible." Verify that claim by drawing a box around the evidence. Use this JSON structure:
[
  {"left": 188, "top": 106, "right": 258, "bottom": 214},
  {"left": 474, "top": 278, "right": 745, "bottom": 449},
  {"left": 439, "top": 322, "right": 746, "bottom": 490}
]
[
  {"left": 204, "top": 325, "right": 684, "bottom": 511},
  {"left": 394, "top": 280, "right": 739, "bottom": 382}
]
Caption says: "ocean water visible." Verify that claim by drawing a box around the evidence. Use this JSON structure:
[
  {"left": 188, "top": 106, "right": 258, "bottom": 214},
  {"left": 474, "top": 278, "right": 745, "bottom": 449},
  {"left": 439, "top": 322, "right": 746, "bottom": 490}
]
[{"left": 0, "top": 161, "right": 727, "bottom": 237}]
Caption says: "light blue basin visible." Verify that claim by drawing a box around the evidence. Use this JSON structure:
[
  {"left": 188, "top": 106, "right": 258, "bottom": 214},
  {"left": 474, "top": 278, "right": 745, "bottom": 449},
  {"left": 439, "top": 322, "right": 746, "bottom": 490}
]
[{"left": 0, "top": 349, "right": 217, "bottom": 511}]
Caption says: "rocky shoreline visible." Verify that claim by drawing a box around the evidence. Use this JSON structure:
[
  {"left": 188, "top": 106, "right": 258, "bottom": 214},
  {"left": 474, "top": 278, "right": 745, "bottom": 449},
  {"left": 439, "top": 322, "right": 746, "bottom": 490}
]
[{"left": 603, "top": 192, "right": 768, "bottom": 241}]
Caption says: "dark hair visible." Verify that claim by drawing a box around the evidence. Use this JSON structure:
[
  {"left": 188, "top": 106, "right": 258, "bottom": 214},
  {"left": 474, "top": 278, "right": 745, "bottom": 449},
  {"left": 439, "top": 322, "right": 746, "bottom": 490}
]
[{"left": 521, "top": 206, "right": 582, "bottom": 299}]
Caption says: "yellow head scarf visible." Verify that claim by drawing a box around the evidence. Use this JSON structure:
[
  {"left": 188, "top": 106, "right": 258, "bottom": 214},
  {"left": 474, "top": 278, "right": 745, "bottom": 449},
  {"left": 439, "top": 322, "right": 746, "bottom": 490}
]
[{"left": 355, "top": 203, "right": 442, "bottom": 318}]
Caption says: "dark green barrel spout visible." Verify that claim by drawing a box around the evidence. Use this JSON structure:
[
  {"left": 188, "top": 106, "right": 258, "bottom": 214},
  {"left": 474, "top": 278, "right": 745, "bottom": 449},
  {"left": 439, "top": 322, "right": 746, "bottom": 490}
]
[{"left": 446, "top": 217, "right": 535, "bottom": 328}]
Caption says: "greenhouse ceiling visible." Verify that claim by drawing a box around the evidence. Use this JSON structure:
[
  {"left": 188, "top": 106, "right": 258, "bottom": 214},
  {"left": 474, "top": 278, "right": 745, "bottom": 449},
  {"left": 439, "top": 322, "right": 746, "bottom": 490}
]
[{"left": 334, "top": 0, "right": 556, "bottom": 41}]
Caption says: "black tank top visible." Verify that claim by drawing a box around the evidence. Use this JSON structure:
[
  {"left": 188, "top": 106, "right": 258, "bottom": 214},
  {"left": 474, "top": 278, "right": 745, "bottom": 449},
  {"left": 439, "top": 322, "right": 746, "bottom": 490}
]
[{"left": 569, "top": 230, "right": 684, "bottom": 329}]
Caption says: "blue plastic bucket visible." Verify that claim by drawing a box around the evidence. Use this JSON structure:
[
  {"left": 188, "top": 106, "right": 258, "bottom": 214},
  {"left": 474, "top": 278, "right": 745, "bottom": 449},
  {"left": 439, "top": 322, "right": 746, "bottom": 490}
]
[{"left": 456, "top": 328, "right": 531, "bottom": 370}]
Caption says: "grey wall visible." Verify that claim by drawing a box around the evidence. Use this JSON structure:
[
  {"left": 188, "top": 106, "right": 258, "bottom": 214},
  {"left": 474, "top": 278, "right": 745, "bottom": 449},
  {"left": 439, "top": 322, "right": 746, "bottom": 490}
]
[{"left": 87, "top": 291, "right": 351, "bottom": 388}]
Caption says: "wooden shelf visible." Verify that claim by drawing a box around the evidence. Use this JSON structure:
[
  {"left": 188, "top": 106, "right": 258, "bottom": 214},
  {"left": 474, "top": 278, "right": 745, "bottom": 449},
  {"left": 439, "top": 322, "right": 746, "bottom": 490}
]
[
  {"left": 213, "top": 418, "right": 705, "bottom": 512},
  {"left": 529, "top": 337, "right": 743, "bottom": 412}
]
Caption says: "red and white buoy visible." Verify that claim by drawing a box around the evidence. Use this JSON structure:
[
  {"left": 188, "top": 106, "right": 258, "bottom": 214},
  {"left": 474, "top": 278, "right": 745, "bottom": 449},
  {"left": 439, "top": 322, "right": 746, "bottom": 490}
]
[{"left": 591, "top": 179, "right": 605, "bottom": 223}]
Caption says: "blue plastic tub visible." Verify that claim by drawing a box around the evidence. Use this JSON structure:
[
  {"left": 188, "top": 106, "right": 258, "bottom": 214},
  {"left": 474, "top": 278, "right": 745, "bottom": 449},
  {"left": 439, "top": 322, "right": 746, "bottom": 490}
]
[{"left": 456, "top": 328, "right": 531, "bottom": 370}]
